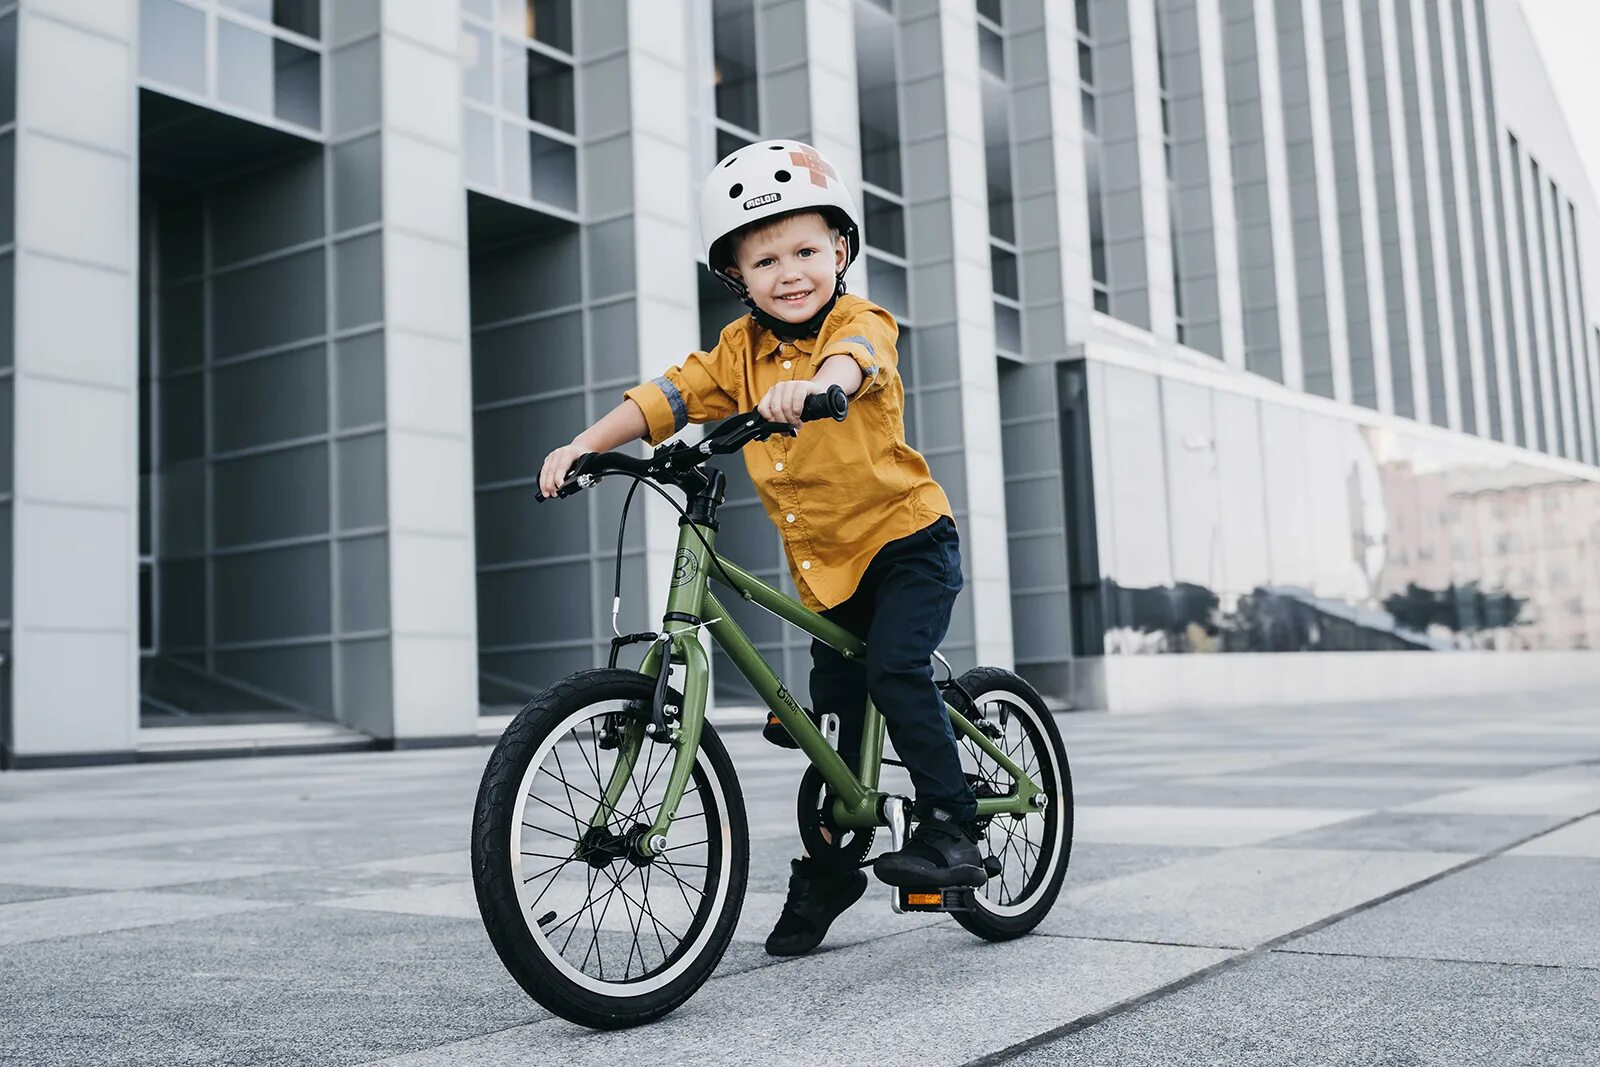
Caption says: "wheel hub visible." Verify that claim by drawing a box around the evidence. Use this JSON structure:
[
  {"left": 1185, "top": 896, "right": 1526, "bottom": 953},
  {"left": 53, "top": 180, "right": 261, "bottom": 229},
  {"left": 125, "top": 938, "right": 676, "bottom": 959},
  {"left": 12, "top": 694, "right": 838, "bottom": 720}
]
[{"left": 577, "top": 824, "right": 657, "bottom": 869}]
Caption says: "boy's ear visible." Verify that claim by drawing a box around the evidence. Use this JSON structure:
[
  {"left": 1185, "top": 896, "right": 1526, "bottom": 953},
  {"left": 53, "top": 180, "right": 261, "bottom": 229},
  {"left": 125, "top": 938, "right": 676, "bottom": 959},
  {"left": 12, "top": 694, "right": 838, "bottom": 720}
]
[
  {"left": 833, "top": 235, "right": 847, "bottom": 271},
  {"left": 724, "top": 265, "right": 744, "bottom": 283}
]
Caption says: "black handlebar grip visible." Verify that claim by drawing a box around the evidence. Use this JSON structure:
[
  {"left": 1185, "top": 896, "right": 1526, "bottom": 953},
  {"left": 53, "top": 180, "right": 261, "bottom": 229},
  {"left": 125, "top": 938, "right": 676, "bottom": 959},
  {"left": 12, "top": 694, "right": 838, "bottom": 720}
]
[{"left": 800, "top": 384, "right": 849, "bottom": 423}]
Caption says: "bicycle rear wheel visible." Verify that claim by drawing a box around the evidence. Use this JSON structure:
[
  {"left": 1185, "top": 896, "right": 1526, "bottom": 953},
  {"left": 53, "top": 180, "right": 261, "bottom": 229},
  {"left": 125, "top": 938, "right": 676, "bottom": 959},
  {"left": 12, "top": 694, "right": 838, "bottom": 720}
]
[
  {"left": 472, "top": 668, "right": 748, "bottom": 1029},
  {"left": 948, "top": 667, "right": 1073, "bottom": 941}
]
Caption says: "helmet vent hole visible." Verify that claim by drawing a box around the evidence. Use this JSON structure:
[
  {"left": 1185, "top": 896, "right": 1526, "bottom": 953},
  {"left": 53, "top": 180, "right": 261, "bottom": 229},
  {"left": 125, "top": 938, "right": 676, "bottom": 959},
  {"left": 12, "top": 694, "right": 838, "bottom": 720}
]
[
  {"left": 728, "top": 183, "right": 744, "bottom": 198},
  {"left": 774, "top": 170, "right": 792, "bottom": 183},
  {"left": 768, "top": 144, "right": 784, "bottom": 150},
  {"left": 723, "top": 156, "right": 738, "bottom": 167}
]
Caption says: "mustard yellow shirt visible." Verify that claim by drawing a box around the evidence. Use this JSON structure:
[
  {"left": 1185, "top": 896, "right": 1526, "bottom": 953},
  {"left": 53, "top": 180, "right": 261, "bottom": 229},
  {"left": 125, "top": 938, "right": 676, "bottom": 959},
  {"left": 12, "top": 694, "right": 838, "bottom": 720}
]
[{"left": 623, "top": 294, "right": 954, "bottom": 612}]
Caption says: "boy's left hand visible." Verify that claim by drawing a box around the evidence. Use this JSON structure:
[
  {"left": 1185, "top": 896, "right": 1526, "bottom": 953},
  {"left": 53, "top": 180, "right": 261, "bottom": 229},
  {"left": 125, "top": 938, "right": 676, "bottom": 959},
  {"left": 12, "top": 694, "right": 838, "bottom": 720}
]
[{"left": 757, "top": 379, "right": 825, "bottom": 426}]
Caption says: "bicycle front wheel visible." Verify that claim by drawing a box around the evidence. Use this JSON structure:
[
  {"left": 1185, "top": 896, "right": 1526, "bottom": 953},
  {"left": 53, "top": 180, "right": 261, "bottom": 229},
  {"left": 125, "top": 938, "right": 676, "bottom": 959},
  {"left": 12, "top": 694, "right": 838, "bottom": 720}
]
[{"left": 472, "top": 668, "right": 748, "bottom": 1029}]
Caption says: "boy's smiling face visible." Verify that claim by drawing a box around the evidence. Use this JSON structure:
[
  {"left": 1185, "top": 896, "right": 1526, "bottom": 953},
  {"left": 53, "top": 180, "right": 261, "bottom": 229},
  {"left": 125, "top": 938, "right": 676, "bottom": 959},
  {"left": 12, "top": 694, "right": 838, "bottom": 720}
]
[{"left": 726, "top": 212, "right": 847, "bottom": 324}]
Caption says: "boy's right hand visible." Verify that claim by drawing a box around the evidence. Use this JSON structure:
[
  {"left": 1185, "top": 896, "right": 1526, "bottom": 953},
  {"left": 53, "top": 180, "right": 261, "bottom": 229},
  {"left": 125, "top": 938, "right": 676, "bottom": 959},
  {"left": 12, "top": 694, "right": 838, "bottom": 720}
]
[{"left": 540, "top": 442, "right": 592, "bottom": 498}]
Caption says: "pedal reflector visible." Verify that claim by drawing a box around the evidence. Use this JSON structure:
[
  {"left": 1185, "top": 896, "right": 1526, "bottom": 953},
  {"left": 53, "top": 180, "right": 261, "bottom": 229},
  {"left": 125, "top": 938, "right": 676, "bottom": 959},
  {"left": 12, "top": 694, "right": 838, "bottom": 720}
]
[{"left": 897, "top": 887, "right": 976, "bottom": 912}]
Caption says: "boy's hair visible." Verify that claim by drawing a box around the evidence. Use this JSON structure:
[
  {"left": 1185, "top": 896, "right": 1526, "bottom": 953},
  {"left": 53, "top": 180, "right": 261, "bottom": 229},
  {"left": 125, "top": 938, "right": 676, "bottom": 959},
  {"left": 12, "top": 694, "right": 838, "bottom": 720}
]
[{"left": 722, "top": 208, "right": 845, "bottom": 271}]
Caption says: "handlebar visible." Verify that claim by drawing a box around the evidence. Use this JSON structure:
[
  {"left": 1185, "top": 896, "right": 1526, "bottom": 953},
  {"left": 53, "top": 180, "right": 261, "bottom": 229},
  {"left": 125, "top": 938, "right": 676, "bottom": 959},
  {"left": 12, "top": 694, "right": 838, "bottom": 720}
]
[{"left": 535, "top": 384, "right": 849, "bottom": 502}]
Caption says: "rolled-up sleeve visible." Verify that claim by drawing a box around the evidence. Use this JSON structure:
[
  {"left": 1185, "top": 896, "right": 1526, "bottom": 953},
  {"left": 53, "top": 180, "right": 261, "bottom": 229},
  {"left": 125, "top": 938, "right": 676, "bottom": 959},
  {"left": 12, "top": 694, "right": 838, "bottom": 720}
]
[
  {"left": 822, "top": 306, "right": 898, "bottom": 397},
  {"left": 623, "top": 344, "right": 742, "bottom": 446}
]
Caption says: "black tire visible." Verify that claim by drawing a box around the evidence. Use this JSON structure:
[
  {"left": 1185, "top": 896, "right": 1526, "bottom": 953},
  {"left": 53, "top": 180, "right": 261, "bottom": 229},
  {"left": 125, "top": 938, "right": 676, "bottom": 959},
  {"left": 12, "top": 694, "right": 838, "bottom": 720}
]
[
  {"left": 947, "top": 667, "right": 1073, "bottom": 941},
  {"left": 472, "top": 668, "right": 749, "bottom": 1029}
]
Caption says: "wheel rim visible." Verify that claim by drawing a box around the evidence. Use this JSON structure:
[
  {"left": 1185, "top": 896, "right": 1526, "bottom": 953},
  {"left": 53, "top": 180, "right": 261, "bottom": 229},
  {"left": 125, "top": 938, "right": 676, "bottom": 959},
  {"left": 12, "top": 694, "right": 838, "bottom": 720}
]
[
  {"left": 509, "top": 700, "right": 734, "bottom": 996},
  {"left": 954, "top": 688, "right": 1068, "bottom": 918}
]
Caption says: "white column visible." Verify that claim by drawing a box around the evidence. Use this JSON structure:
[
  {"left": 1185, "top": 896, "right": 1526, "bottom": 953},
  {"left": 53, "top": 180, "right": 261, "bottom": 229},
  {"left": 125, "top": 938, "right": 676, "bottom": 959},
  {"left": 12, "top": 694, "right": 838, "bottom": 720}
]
[
  {"left": 1502, "top": 138, "right": 1539, "bottom": 447},
  {"left": 626, "top": 1, "right": 700, "bottom": 629},
  {"left": 1252, "top": 0, "right": 1303, "bottom": 390},
  {"left": 1434, "top": 0, "right": 1489, "bottom": 435},
  {"left": 1042, "top": 0, "right": 1095, "bottom": 346},
  {"left": 936, "top": 0, "right": 1014, "bottom": 670},
  {"left": 1459, "top": 0, "right": 1515, "bottom": 443},
  {"left": 1376, "top": 0, "right": 1429, "bottom": 423},
  {"left": 1558, "top": 198, "right": 1593, "bottom": 463},
  {"left": 374, "top": 0, "right": 479, "bottom": 739},
  {"left": 1127, "top": 0, "right": 1176, "bottom": 342},
  {"left": 9, "top": 0, "right": 139, "bottom": 762},
  {"left": 1339, "top": 0, "right": 1395, "bottom": 413},
  {"left": 1195, "top": 0, "right": 1246, "bottom": 369},
  {"left": 1519, "top": 149, "right": 1559, "bottom": 452},
  {"left": 1403, "top": 0, "right": 1462, "bottom": 431},
  {"left": 1299, "top": 0, "right": 1352, "bottom": 403}
]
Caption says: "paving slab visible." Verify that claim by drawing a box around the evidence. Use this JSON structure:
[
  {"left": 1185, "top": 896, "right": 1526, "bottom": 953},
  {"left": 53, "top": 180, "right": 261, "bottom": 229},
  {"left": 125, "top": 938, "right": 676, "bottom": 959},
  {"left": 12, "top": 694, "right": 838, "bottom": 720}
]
[
  {"left": 0, "top": 890, "right": 286, "bottom": 947},
  {"left": 369, "top": 933, "right": 1231, "bottom": 1066},
  {"left": 1506, "top": 814, "right": 1600, "bottom": 857},
  {"left": 1397, "top": 781, "right": 1600, "bottom": 816},
  {"left": 1006, "top": 949, "right": 1600, "bottom": 1067},
  {"left": 1286, "top": 855, "right": 1600, "bottom": 969},
  {"left": 1035, "top": 847, "right": 1464, "bottom": 948},
  {"left": 1072, "top": 805, "right": 1369, "bottom": 848},
  {"left": 0, "top": 906, "right": 525, "bottom": 1067},
  {"left": 1261, "top": 811, "right": 1561, "bottom": 853}
]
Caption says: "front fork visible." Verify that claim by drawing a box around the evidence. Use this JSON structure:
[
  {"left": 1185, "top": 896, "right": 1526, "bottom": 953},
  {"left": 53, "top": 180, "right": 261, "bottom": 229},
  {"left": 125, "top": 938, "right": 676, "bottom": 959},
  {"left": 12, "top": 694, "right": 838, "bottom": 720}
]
[{"left": 585, "top": 629, "right": 709, "bottom": 857}]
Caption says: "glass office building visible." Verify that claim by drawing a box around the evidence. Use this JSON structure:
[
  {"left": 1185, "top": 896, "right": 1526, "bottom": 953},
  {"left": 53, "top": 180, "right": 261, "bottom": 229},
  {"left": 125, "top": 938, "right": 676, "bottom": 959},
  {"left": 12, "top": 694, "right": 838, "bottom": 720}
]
[{"left": 1, "top": 0, "right": 1596, "bottom": 767}]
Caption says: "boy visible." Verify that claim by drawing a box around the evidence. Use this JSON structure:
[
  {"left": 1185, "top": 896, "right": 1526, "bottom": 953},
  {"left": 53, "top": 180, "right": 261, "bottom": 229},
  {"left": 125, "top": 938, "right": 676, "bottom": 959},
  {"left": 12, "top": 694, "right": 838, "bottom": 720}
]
[{"left": 538, "top": 140, "right": 984, "bottom": 957}]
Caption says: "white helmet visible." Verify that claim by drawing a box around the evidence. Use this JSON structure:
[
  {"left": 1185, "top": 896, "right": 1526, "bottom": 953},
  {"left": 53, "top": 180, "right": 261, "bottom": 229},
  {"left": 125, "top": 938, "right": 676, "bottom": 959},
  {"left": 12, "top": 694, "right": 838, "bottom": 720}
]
[{"left": 700, "top": 139, "right": 861, "bottom": 296}]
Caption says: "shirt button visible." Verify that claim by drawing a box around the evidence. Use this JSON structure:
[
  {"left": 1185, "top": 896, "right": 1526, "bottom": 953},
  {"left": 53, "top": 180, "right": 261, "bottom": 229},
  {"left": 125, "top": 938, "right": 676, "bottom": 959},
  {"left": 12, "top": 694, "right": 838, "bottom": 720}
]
[
  {"left": 801, "top": 561, "right": 811, "bottom": 570},
  {"left": 775, "top": 462, "right": 784, "bottom": 472},
  {"left": 782, "top": 360, "right": 792, "bottom": 369},
  {"left": 786, "top": 513, "right": 795, "bottom": 523}
]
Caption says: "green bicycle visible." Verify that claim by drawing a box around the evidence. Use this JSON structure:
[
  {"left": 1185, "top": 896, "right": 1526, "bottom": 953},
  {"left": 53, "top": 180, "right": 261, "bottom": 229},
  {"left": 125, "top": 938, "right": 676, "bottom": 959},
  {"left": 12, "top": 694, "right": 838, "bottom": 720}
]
[{"left": 471, "top": 386, "right": 1074, "bottom": 1029}]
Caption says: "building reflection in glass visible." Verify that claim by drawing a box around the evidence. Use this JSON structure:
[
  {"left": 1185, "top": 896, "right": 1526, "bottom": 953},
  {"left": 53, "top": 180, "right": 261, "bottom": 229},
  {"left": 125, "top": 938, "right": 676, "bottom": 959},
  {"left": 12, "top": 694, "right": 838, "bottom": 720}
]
[{"left": 1071, "top": 358, "right": 1600, "bottom": 654}]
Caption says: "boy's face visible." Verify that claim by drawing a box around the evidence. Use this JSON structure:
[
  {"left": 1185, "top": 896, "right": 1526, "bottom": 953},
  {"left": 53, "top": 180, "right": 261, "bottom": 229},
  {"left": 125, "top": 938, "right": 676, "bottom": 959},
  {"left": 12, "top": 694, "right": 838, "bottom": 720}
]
[{"left": 726, "top": 213, "right": 847, "bottom": 324}]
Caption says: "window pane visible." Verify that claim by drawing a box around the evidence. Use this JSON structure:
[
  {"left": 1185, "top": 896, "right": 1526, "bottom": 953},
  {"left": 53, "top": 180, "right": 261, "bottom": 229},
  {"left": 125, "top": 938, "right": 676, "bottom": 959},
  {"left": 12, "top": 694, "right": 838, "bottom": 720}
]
[
  {"left": 218, "top": 20, "right": 274, "bottom": 116},
  {"left": 140, "top": 0, "right": 207, "bottom": 96},
  {"left": 1078, "top": 41, "right": 1094, "bottom": 85},
  {"left": 500, "top": 41, "right": 575, "bottom": 132},
  {"left": 221, "top": 0, "right": 320, "bottom": 38},
  {"left": 0, "top": 14, "right": 15, "bottom": 125},
  {"left": 854, "top": 2, "right": 902, "bottom": 194},
  {"left": 712, "top": 0, "right": 759, "bottom": 132},
  {"left": 978, "top": 0, "right": 1003, "bottom": 25},
  {"left": 462, "top": 24, "right": 493, "bottom": 104},
  {"left": 274, "top": 38, "right": 321, "bottom": 129},
  {"left": 979, "top": 25, "right": 1004, "bottom": 79},
  {"left": 991, "top": 245, "right": 1019, "bottom": 299},
  {"left": 498, "top": 0, "right": 574, "bottom": 53},
  {"left": 866, "top": 257, "right": 907, "bottom": 321},
  {"left": 504, "top": 124, "right": 577, "bottom": 211},
  {"left": 465, "top": 107, "right": 496, "bottom": 187},
  {"left": 715, "top": 127, "right": 751, "bottom": 164},
  {"left": 994, "top": 301, "right": 1021, "bottom": 354},
  {"left": 864, "top": 191, "right": 905, "bottom": 257}
]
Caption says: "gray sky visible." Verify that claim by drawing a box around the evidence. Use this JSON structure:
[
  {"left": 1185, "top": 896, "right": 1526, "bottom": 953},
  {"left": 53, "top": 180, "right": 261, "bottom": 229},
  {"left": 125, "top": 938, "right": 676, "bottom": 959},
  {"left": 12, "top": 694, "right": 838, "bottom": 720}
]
[{"left": 1519, "top": 0, "right": 1600, "bottom": 198}]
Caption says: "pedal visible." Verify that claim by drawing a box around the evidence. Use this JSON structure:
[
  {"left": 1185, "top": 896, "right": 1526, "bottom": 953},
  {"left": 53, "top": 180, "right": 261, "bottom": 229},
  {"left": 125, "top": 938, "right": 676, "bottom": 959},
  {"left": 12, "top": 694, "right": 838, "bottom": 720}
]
[
  {"left": 761, "top": 706, "right": 825, "bottom": 750},
  {"left": 897, "top": 887, "right": 977, "bottom": 913}
]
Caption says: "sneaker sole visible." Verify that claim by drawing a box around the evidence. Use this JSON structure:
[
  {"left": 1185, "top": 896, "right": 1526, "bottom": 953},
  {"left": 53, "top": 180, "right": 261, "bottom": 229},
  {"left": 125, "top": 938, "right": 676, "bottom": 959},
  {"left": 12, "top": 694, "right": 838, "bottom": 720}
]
[{"left": 871, "top": 859, "right": 987, "bottom": 889}]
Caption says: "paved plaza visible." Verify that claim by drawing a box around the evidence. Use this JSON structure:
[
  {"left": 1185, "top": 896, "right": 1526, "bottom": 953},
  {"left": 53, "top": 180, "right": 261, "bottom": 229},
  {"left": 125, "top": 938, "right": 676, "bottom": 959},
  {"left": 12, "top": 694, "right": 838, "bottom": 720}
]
[{"left": 2, "top": 689, "right": 1599, "bottom": 1066}]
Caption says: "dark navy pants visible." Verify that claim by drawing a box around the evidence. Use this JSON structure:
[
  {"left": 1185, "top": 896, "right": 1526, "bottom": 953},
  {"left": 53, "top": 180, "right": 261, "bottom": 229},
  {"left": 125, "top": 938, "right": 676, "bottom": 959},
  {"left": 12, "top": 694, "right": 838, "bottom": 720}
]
[{"left": 808, "top": 515, "right": 976, "bottom": 822}]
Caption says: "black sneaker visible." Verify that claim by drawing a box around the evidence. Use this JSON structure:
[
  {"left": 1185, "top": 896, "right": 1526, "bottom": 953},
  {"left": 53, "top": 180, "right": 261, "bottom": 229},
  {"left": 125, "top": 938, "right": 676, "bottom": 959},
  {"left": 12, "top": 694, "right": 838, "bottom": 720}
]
[
  {"left": 765, "top": 857, "right": 868, "bottom": 957},
  {"left": 872, "top": 807, "right": 988, "bottom": 888}
]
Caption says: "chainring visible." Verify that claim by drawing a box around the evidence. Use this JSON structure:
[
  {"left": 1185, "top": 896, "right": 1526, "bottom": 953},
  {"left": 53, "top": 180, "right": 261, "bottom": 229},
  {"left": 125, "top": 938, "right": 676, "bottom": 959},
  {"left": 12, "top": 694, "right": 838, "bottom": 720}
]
[{"left": 795, "top": 764, "right": 876, "bottom": 868}]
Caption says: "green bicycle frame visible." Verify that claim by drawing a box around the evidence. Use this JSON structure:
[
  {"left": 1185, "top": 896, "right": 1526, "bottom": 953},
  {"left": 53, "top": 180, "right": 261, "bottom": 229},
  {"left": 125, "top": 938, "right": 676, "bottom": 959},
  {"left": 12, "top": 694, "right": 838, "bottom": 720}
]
[{"left": 610, "top": 519, "right": 1042, "bottom": 854}]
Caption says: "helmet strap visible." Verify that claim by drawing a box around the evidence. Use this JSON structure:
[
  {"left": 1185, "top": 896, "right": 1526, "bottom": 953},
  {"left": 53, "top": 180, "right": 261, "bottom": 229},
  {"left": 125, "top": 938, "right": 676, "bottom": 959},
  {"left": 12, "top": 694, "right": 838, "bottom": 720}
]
[{"left": 739, "top": 273, "right": 847, "bottom": 342}]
